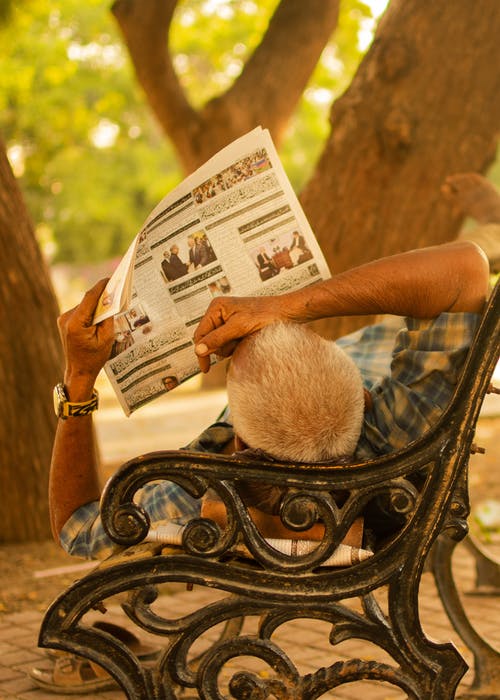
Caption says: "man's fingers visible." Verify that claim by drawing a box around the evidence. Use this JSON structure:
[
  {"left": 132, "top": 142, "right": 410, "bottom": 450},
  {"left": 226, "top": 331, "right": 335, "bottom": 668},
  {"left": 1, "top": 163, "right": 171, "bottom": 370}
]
[
  {"left": 194, "top": 295, "right": 279, "bottom": 370},
  {"left": 194, "top": 322, "right": 239, "bottom": 360},
  {"left": 76, "top": 279, "right": 110, "bottom": 326},
  {"left": 57, "top": 308, "right": 73, "bottom": 333},
  {"left": 218, "top": 340, "right": 239, "bottom": 358},
  {"left": 58, "top": 281, "right": 114, "bottom": 357},
  {"left": 195, "top": 338, "right": 239, "bottom": 373},
  {"left": 193, "top": 299, "right": 227, "bottom": 344},
  {"left": 96, "top": 316, "right": 116, "bottom": 344},
  {"left": 193, "top": 300, "right": 229, "bottom": 363},
  {"left": 197, "top": 354, "right": 211, "bottom": 373}
]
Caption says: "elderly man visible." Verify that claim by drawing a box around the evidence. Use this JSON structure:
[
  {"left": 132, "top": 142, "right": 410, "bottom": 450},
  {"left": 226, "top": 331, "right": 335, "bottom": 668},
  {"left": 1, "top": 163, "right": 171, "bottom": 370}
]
[{"left": 49, "top": 241, "right": 488, "bottom": 561}]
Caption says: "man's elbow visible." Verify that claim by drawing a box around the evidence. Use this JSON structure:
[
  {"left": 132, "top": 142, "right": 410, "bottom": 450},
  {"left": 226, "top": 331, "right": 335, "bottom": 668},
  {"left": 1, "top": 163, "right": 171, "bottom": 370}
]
[{"left": 451, "top": 240, "right": 490, "bottom": 313}]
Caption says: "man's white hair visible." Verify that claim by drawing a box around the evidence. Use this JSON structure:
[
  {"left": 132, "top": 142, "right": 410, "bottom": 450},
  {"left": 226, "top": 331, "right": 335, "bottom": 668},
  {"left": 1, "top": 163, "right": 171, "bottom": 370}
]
[{"left": 226, "top": 322, "right": 365, "bottom": 463}]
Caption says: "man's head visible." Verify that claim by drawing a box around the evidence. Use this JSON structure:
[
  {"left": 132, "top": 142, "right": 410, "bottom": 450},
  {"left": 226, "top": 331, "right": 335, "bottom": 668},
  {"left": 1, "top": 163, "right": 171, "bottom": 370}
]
[
  {"left": 170, "top": 244, "right": 179, "bottom": 255},
  {"left": 226, "top": 323, "right": 364, "bottom": 463}
]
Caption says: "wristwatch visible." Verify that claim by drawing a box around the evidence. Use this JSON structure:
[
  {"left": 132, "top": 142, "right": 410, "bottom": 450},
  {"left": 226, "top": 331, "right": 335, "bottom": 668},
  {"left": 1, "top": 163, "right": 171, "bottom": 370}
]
[{"left": 53, "top": 383, "right": 99, "bottom": 419}]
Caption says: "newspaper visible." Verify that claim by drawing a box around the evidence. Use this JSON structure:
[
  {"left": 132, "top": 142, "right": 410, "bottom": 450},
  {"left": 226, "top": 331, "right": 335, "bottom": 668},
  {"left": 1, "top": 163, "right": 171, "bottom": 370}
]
[
  {"left": 145, "top": 522, "right": 373, "bottom": 567},
  {"left": 94, "top": 126, "right": 331, "bottom": 415}
]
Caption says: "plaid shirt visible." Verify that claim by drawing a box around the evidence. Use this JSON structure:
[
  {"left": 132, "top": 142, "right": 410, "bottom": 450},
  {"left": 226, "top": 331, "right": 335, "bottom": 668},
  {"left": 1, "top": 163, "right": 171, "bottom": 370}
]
[{"left": 60, "top": 311, "right": 479, "bottom": 559}]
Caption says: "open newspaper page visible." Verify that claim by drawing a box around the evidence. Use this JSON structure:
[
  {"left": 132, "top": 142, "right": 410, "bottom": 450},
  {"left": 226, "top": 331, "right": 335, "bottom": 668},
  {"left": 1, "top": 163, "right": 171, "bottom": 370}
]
[{"left": 102, "top": 126, "right": 331, "bottom": 415}]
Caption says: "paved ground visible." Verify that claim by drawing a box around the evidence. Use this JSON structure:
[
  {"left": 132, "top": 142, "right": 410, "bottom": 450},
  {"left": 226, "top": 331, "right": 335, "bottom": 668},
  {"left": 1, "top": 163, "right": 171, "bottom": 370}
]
[
  {"left": 1, "top": 382, "right": 499, "bottom": 699},
  {"left": 0, "top": 543, "right": 498, "bottom": 699}
]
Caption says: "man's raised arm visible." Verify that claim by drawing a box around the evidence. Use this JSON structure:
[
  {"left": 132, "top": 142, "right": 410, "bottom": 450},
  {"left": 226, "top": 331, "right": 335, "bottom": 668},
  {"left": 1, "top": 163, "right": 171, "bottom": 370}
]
[
  {"left": 49, "top": 280, "right": 115, "bottom": 540},
  {"left": 194, "top": 241, "right": 489, "bottom": 372}
]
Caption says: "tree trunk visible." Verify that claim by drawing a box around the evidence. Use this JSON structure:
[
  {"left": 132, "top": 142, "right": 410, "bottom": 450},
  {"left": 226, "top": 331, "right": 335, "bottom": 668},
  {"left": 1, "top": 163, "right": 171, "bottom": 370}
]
[
  {"left": 300, "top": 0, "right": 500, "bottom": 338},
  {"left": 0, "top": 138, "right": 63, "bottom": 542}
]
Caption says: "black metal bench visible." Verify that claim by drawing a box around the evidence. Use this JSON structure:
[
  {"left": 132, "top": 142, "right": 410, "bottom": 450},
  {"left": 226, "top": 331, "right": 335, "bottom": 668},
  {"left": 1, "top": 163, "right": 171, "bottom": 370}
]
[{"left": 39, "top": 282, "right": 500, "bottom": 700}]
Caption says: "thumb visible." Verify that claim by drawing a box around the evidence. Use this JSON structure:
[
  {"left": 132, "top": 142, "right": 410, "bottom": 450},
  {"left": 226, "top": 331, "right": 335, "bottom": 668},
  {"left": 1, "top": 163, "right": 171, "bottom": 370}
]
[
  {"left": 194, "top": 323, "right": 236, "bottom": 359},
  {"left": 78, "top": 278, "right": 110, "bottom": 326}
]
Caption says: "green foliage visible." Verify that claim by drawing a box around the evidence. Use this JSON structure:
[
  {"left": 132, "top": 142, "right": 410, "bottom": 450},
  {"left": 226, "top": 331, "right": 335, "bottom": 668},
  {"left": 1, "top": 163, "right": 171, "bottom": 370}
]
[
  {"left": 0, "top": 0, "right": 377, "bottom": 263},
  {"left": 0, "top": 0, "right": 180, "bottom": 262},
  {"left": 170, "top": 0, "right": 278, "bottom": 105}
]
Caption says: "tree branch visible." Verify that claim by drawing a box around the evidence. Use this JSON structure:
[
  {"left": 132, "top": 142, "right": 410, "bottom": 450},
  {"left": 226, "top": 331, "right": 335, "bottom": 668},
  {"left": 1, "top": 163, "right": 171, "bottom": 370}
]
[
  {"left": 216, "top": 0, "right": 340, "bottom": 142},
  {"left": 112, "top": 0, "right": 200, "bottom": 170},
  {"left": 113, "top": 0, "right": 339, "bottom": 172}
]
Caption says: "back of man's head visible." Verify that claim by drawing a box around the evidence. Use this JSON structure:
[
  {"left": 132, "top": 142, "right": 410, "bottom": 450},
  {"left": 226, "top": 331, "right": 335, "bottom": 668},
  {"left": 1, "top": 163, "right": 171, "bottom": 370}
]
[{"left": 226, "top": 322, "right": 364, "bottom": 463}]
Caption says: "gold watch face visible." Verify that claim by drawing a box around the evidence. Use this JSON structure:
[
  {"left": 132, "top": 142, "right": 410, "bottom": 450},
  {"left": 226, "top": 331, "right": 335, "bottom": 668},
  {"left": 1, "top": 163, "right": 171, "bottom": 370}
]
[{"left": 53, "top": 383, "right": 66, "bottom": 418}]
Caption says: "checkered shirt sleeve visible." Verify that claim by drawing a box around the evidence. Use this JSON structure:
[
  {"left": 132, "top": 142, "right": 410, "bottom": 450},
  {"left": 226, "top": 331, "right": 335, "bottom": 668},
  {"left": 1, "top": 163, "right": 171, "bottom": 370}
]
[
  {"left": 352, "top": 312, "right": 480, "bottom": 458},
  {"left": 59, "top": 421, "right": 234, "bottom": 560}
]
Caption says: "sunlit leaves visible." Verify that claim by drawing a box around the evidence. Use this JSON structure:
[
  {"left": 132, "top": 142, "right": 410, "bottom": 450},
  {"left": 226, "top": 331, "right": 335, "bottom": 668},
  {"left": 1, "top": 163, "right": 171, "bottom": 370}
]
[
  {"left": 0, "top": 0, "right": 179, "bottom": 262},
  {"left": 171, "top": 0, "right": 277, "bottom": 104}
]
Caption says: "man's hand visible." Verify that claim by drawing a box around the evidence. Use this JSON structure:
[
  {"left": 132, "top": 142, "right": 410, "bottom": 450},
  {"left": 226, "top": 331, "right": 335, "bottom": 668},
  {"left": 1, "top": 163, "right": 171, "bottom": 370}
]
[
  {"left": 57, "top": 279, "right": 115, "bottom": 399},
  {"left": 193, "top": 295, "right": 288, "bottom": 372}
]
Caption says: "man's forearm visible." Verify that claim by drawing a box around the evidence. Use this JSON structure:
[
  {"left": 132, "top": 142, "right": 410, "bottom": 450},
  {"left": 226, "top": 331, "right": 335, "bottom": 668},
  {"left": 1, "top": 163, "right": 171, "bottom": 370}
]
[
  {"left": 49, "top": 279, "right": 115, "bottom": 542},
  {"left": 284, "top": 241, "right": 489, "bottom": 323},
  {"left": 49, "top": 412, "right": 100, "bottom": 540},
  {"left": 194, "top": 241, "right": 489, "bottom": 370}
]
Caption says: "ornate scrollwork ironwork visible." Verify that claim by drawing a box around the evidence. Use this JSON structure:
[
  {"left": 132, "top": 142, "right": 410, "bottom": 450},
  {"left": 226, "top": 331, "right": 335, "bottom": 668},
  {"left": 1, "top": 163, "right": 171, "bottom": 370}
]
[
  {"left": 182, "top": 518, "right": 225, "bottom": 556},
  {"left": 118, "top": 581, "right": 429, "bottom": 698},
  {"left": 279, "top": 489, "right": 322, "bottom": 531},
  {"left": 107, "top": 502, "right": 150, "bottom": 545}
]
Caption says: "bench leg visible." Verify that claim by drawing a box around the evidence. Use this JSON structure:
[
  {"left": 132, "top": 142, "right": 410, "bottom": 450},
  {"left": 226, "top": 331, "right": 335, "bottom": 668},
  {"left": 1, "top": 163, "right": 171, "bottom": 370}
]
[
  {"left": 463, "top": 534, "right": 500, "bottom": 593},
  {"left": 431, "top": 534, "right": 500, "bottom": 699}
]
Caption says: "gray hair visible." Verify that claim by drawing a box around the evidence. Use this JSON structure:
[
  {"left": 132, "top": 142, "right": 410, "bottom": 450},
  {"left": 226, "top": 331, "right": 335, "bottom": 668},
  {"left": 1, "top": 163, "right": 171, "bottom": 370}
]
[{"left": 226, "top": 322, "right": 364, "bottom": 463}]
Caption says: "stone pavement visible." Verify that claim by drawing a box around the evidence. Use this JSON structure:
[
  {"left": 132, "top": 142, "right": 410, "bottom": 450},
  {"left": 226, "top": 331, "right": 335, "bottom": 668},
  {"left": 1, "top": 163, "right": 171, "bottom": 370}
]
[{"left": 0, "top": 541, "right": 498, "bottom": 699}]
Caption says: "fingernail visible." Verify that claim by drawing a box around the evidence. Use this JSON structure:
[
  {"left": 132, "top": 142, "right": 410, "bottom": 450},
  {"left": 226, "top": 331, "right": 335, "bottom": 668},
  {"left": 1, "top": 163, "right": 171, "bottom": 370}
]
[{"left": 195, "top": 343, "right": 208, "bottom": 355}]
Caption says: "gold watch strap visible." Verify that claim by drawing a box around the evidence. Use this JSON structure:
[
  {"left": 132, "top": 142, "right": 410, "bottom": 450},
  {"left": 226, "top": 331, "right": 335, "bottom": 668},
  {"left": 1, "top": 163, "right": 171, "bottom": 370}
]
[
  {"left": 63, "top": 390, "right": 99, "bottom": 418},
  {"left": 54, "top": 383, "right": 99, "bottom": 419}
]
